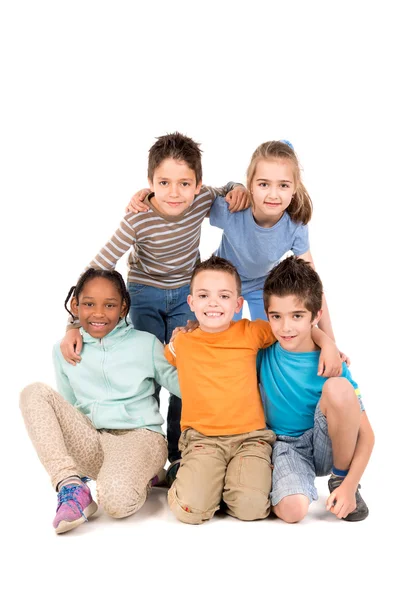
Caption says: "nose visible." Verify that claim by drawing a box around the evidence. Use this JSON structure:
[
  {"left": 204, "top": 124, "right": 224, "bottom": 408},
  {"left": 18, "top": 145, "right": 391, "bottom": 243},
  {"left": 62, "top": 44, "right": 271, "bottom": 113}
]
[
  {"left": 281, "top": 318, "right": 292, "bottom": 332},
  {"left": 169, "top": 184, "right": 179, "bottom": 198},
  {"left": 268, "top": 186, "right": 279, "bottom": 199}
]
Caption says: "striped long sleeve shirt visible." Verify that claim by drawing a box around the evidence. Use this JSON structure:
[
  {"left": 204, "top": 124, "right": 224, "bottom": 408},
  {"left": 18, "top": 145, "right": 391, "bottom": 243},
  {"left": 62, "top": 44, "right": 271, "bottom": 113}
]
[{"left": 87, "top": 184, "right": 235, "bottom": 289}]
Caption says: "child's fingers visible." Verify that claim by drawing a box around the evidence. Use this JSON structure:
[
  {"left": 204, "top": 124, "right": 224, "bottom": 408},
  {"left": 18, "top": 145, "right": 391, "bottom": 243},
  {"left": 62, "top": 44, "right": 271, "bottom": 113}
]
[
  {"left": 75, "top": 337, "right": 83, "bottom": 356},
  {"left": 325, "top": 491, "right": 336, "bottom": 510}
]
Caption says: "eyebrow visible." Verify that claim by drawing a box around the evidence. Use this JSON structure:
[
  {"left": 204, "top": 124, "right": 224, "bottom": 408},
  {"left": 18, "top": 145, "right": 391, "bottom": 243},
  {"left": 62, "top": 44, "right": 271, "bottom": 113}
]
[
  {"left": 268, "top": 310, "right": 308, "bottom": 314},
  {"left": 156, "top": 176, "right": 194, "bottom": 181},
  {"left": 256, "top": 178, "right": 293, "bottom": 183},
  {"left": 196, "top": 288, "right": 233, "bottom": 293},
  {"left": 81, "top": 296, "right": 119, "bottom": 301}
]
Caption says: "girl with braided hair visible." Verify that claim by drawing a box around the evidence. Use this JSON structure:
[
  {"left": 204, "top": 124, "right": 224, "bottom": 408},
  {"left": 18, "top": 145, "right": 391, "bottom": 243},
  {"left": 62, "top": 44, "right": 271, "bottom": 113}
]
[{"left": 20, "top": 268, "right": 180, "bottom": 534}]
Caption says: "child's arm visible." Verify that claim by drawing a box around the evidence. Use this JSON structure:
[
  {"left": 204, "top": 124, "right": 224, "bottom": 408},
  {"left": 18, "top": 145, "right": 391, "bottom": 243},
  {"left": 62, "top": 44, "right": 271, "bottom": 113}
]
[
  {"left": 326, "top": 411, "right": 375, "bottom": 518},
  {"left": 60, "top": 328, "right": 83, "bottom": 365},
  {"left": 125, "top": 183, "right": 250, "bottom": 214},
  {"left": 311, "top": 327, "right": 343, "bottom": 377},
  {"left": 298, "top": 250, "right": 335, "bottom": 341},
  {"left": 152, "top": 337, "right": 181, "bottom": 398}
]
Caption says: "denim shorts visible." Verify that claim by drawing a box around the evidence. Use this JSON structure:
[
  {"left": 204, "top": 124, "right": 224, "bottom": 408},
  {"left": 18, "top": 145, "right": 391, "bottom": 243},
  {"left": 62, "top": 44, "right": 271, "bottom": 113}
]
[{"left": 270, "top": 402, "right": 333, "bottom": 506}]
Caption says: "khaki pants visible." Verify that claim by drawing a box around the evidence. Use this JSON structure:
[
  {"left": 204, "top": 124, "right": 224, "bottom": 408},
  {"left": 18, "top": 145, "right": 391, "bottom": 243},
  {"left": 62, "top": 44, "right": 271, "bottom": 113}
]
[
  {"left": 20, "top": 383, "right": 167, "bottom": 519},
  {"left": 168, "top": 427, "right": 276, "bottom": 524}
]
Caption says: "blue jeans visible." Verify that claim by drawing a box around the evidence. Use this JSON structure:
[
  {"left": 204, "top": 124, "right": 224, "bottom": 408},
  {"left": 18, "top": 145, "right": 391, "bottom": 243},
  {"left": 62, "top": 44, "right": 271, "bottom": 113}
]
[
  {"left": 233, "top": 289, "right": 267, "bottom": 321},
  {"left": 128, "top": 282, "right": 193, "bottom": 462}
]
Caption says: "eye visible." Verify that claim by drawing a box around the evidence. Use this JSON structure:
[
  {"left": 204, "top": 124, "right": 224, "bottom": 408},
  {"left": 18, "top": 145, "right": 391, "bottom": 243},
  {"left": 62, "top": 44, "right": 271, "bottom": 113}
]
[
  {"left": 293, "top": 314, "right": 303, "bottom": 319},
  {"left": 220, "top": 295, "right": 230, "bottom": 300},
  {"left": 159, "top": 181, "right": 168, "bottom": 186},
  {"left": 181, "top": 182, "right": 190, "bottom": 187},
  {"left": 259, "top": 182, "right": 268, "bottom": 188},
  {"left": 198, "top": 294, "right": 207, "bottom": 299},
  {"left": 281, "top": 183, "right": 290, "bottom": 189},
  {"left": 106, "top": 304, "right": 117, "bottom": 309},
  {"left": 83, "top": 302, "right": 94, "bottom": 307},
  {"left": 270, "top": 315, "right": 280, "bottom": 320}
]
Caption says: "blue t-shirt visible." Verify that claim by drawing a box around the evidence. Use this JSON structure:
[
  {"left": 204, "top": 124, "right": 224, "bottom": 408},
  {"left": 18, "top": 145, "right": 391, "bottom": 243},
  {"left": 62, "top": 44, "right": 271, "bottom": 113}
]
[
  {"left": 210, "top": 197, "right": 309, "bottom": 294},
  {"left": 256, "top": 343, "right": 363, "bottom": 437}
]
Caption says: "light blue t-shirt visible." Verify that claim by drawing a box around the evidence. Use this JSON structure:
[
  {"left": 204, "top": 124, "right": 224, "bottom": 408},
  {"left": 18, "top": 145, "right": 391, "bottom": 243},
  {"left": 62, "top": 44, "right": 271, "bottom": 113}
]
[
  {"left": 256, "top": 343, "right": 363, "bottom": 437},
  {"left": 210, "top": 197, "right": 309, "bottom": 294}
]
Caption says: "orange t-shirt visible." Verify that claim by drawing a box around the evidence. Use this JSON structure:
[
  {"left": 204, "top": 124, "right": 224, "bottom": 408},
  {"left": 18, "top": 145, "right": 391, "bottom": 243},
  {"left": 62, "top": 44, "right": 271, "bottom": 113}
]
[{"left": 164, "top": 319, "right": 275, "bottom": 436}]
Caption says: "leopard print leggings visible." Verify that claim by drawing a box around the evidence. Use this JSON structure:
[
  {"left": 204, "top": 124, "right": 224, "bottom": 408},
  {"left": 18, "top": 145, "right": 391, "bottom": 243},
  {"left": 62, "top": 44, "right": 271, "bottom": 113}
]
[{"left": 20, "top": 382, "right": 167, "bottom": 518}]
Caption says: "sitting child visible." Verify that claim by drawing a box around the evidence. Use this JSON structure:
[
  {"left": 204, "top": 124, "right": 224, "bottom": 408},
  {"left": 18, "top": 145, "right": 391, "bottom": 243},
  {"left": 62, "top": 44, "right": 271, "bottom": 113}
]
[
  {"left": 258, "top": 256, "right": 374, "bottom": 522},
  {"left": 20, "top": 268, "right": 180, "bottom": 534},
  {"left": 164, "top": 256, "right": 340, "bottom": 524}
]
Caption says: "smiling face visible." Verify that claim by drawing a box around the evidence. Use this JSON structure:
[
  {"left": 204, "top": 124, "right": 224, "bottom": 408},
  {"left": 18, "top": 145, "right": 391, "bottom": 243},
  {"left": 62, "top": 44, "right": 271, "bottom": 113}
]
[
  {"left": 267, "top": 294, "right": 322, "bottom": 352},
  {"left": 149, "top": 158, "right": 202, "bottom": 216},
  {"left": 70, "top": 277, "right": 127, "bottom": 339},
  {"left": 188, "top": 270, "right": 243, "bottom": 333},
  {"left": 250, "top": 159, "right": 296, "bottom": 227}
]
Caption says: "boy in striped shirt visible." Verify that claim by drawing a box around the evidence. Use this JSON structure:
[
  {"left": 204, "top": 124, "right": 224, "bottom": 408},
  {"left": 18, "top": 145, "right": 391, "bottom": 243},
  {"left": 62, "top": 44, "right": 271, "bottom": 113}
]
[{"left": 61, "top": 132, "right": 248, "bottom": 470}]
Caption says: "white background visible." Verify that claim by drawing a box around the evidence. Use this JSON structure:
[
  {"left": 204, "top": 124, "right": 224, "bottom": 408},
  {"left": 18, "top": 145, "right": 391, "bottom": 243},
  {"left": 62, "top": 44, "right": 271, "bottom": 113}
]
[{"left": 1, "top": 1, "right": 399, "bottom": 598}]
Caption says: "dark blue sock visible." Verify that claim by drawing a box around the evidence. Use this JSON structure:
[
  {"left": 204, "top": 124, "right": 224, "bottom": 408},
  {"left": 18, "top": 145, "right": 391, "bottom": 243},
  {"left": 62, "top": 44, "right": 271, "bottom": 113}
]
[{"left": 332, "top": 466, "right": 349, "bottom": 478}]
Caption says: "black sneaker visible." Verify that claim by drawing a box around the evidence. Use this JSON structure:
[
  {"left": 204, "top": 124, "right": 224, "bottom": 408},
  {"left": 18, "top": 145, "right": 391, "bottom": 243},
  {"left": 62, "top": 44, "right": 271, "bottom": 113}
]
[
  {"left": 165, "top": 460, "right": 181, "bottom": 487},
  {"left": 328, "top": 475, "right": 369, "bottom": 521}
]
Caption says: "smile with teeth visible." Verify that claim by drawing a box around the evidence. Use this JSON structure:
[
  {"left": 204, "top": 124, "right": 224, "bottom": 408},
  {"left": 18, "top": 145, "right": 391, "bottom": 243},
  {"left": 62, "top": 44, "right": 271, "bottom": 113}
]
[
  {"left": 89, "top": 322, "right": 107, "bottom": 327},
  {"left": 205, "top": 312, "right": 223, "bottom": 318},
  {"left": 281, "top": 335, "right": 296, "bottom": 340}
]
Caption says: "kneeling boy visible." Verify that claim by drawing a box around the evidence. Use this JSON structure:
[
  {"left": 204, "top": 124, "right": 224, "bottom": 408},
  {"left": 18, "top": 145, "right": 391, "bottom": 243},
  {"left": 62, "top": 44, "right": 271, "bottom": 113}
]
[
  {"left": 258, "top": 256, "right": 374, "bottom": 522},
  {"left": 164, "top": 256, "right": 339, "bottom": 524}
]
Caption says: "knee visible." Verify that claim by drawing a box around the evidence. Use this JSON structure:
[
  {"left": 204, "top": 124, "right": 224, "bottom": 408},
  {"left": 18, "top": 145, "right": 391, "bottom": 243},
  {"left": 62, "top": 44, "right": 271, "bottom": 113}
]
[
  {"left": 226, "top": 491, "right": 270, "bottom": 521},
  {"left": 100, "top": 486, "right": 146, "bottom": 519},
  {"left": 322, "top": 378, "right": 358, "bottom": 413},
  {"left": 19, "top": 382, "right": 50, "bottom": 410},
  {"left": 167, "top": 485, "right": 216, "bottom": 525},
  {"left": 274, "top": 495, "right": 309, "bottom": 523}
]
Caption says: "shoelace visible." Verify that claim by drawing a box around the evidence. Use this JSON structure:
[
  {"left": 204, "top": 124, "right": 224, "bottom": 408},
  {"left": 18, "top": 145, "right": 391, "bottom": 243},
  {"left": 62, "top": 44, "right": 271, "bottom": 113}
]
[{"left": 57, "top": 484, "right": 88, "bottom": 522}]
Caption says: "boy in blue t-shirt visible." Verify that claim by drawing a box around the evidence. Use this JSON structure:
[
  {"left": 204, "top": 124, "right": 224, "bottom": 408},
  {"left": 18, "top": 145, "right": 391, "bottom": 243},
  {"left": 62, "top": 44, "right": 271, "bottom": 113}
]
[{"left": 257, "top": 256, "right": 374, "bottom": 522}]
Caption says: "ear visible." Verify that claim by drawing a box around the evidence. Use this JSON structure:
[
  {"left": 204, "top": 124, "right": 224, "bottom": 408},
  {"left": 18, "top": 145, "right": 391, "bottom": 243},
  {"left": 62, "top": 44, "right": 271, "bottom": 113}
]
[
  {"left": 194, "top": 180, "right": 202, "bottom": 195},
  {"left": 70, "top": 296, "right": 79, "bottom": 317},
  {"left": 148, "top": 177, "right": 154, "bottom": 192},
  {"left": 120, "top": 299, "right": 128, "bottom": 319},
  {"left": 187, "top": 294, "right": 195, "bottom": 312},
  {"left": 235, "top": 296, "right": 244, "bottom": 314},
  {"left": 311, "top": 309, "right": 323, "bottom": 327}
]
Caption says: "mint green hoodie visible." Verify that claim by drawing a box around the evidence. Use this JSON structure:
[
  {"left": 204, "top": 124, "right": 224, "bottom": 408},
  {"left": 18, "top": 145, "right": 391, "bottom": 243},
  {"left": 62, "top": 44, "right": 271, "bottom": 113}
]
[{"left": 52, "top": 319, "right": 180, "bottom": 434}]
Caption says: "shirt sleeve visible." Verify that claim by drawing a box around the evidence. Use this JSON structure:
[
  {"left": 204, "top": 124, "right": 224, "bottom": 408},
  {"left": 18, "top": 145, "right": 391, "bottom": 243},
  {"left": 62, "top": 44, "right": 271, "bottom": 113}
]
[
  {"left": 341, "top": 363, "right": 364, "bottom": 411},
  {"left": 292, "top": 223, "right": 310, "bottom": 256},
  {"left": 87, "top": 214, "right": 137, "bottom": 272},
  {"left": 52, "top": 345, "right": 79, "bottom": 406},
  {"left": 248, "top": 320, "right": 277, "bottom": 349},
  {"left": 209, "top": 195, "right": 230, "bottom": 230},
  {"left": 153, "top": 338, "right": 181, "bottom": 397}
]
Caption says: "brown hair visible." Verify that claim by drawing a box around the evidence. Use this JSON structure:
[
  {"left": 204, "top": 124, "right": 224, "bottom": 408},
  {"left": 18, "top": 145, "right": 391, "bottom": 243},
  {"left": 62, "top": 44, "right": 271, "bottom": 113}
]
[
  {"left": 148, "top": 132, "right": 202, "bottom": 184},
  {"left": 263, "top": 256, "right": 323, "bottom": 319},
  {"left": 246, "top": 140, "right": 312, "bottom": 225},
  {"left": 190, "top": 255, "right": 242, "bottom": 295}
]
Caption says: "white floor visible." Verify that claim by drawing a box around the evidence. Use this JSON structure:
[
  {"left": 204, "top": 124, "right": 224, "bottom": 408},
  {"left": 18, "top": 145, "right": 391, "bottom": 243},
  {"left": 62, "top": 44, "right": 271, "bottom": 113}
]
[{"left": 5, "top": 393, "right": 396, "bottom": 600}]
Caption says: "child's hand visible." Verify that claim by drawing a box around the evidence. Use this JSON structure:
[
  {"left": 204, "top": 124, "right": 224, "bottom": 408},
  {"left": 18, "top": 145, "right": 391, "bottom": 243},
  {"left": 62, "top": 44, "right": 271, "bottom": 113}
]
[
  {"left": 170, "top": 320, "right": 199, "bottom": 342},
  {"left": 225, "top": 186, "right": 250, "bottom": 212},
  {"left": 318, "top": 344, "right": 343, "bottom": 377},
  {"left": 125, "top": 188, "right": 151, "bottom": 214},
  {"left": 60, "top": 329, "right": 83, "bottom": 365},
  {"left": 339, "top": 350, "right": 351, "bottom": 366},
  {"left": 326, "top": 478, "right": 357, "bottom": 519}
]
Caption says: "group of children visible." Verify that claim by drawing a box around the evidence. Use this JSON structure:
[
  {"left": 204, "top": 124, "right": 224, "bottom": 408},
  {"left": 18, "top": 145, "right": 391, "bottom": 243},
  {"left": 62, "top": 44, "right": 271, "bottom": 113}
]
[{"left": 20, "top": 133, "right": 374, "bottom": 533}]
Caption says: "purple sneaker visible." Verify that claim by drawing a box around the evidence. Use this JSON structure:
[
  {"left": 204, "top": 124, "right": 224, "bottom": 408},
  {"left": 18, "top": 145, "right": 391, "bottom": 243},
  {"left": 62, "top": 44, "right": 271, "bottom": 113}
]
[{"left": 53, "top": 482, "right": 98, "bottom": 534}]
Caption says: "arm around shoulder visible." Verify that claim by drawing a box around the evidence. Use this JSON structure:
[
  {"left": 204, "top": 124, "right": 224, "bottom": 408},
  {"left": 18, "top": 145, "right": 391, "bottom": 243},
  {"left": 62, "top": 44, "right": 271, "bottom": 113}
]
[{"left": 152, "top": 337, "right": 181, "bottom": 398}]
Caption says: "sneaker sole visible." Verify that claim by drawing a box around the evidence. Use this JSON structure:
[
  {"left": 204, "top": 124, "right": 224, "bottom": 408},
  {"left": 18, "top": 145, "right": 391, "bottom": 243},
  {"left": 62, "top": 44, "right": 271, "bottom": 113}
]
[
  {"left": 55, "top": 501, "right": 98, "bottom": 534},
  {"left": 343, "top": 507, "right": 369, "bottom": 522}
]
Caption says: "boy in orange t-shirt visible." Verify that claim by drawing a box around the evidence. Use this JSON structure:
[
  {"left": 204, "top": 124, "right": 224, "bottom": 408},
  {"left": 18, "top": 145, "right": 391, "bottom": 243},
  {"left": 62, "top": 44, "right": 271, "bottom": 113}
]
[{"left": 164, "top": 256, "right": 339, "bottom": 525}]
